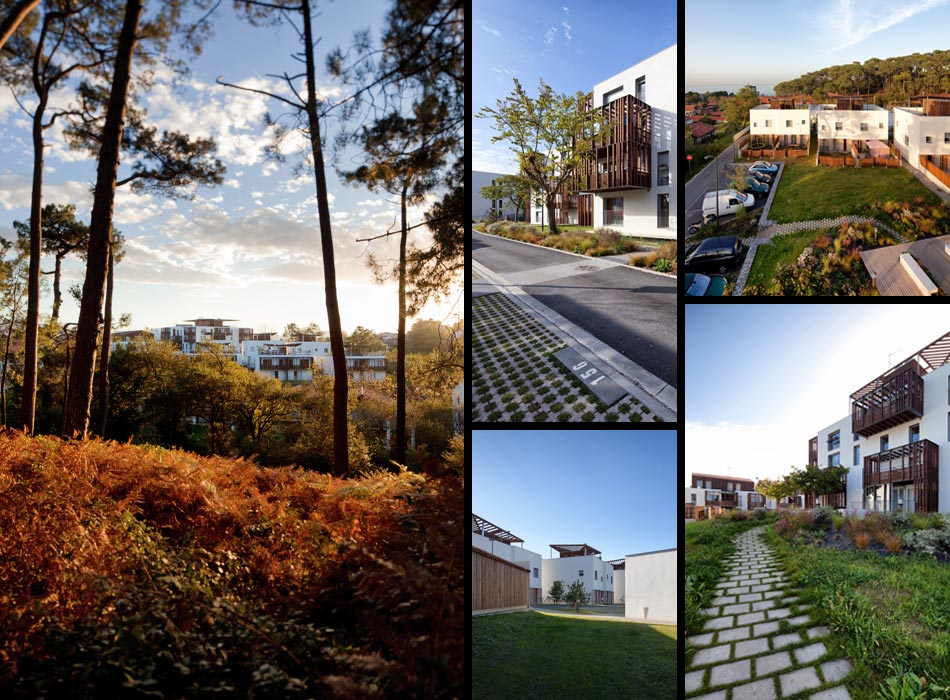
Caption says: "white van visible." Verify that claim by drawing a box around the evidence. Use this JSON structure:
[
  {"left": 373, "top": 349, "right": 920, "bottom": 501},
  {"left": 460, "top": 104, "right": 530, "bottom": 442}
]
[{"left": 702, "top": 189, "right": 755, "bottom": 223}]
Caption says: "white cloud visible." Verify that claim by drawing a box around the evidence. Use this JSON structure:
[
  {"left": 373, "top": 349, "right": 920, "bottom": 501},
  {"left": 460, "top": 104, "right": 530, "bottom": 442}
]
[
  {"left": 562, "top": 21, "right": 572, "bottom": 42},
  {"left": 686, "top": 420, "right": 804, "bottom": 485},
  {"left": 476, "top": 20, "right": 501, "bottom": 38},
  {"left": 544, "top": 27, "right": 557, "bottom": 47},
  {"left": 824, "top": 0, "right": 950, "bottom": 50}
]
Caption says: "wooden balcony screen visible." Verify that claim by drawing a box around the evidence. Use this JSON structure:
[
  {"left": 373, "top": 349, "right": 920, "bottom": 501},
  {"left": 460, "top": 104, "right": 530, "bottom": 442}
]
[
  {"left": 260, "top": 357, "right": 313, "bottom": 370},
  {"left": 684, "top": 503, "right": 697, "bottom": 519},
  {"left": 863, "top": 439, "right": 939, "bottom": 513},
  {"left": 851, "top": 358, "right": 924, "bottom": 437},
  {"left": 808, "top": 437, "right": 818, "bottom": 466},
  {"left": 578, "top": 94, "right": 651, "bottom": 192},
  {"left": 472, "top": 548, "right": 529, "bottom": 611}
]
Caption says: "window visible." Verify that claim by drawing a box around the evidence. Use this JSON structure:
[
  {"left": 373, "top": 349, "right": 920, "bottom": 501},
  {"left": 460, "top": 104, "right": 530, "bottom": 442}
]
[
  {"left": 657, "top": 151, "right": 670, "bottom": 186},
  {"left": 786, "top": 119, "right": 793, "bottom": 127},
  {"left": 691, "top": 493, "right": 697, "bottom": 504},
  {"left": 594, "top": 571, "right": 598, "bottom": 580},
  {"left": 879, "top": 123, "right": 884, "bottom": 129},
  {"left": 802, "top": 120, "right": 807, "bottom": 125},
  {"left": 829, "top": 452, "right": 841, "bottom": 467},
  {"left": 533, "top": 568, "right": 539, "bottom": 578},
  {"left": 881, "top": 435, "right": 889, "bottom": 452},
  {"left": 853, "top": 433, "right": 859, "bottom": 442},
  {"left": 273, "top": 371, "right": 279, "bottom": 378},
  {"left": 905, "top": 134, "right": 910, "bottom": 146},
  {"left": 910, "top": 424, "right": 920, "bottom": 443},
  {"left": 827, "top": 430, "right": 840, "bottom": 451},
  {"left": 578, "top": 570, "right": 584, "bottom": 577},
  {"left": 926, "top": 136, "right": 933, "bottom": 144},
  {"left": 860, "top": 122, "right": 868, "bottom": 131},
  {"left": 765, "top": 119, "right": 772, "bottom": 127},
  {"left": 821, "top": 124, "right": 827, "bottom": 131},
  {"left": 853, "top": 445, "right": 860, "bottom": 465},
  {"left": 947, "top": 412, "right": 950, "bottom": 442},
  {"left": 635, "top": 76, "right": 645, "bottom": 102},
  {"left": 752, "top": 121, "right": 757, "bottom": 127},
  {"left": 604, "top": 196, "right": 623, "bottom": 226},
  {"left": 657, "top": 193, "right": 669, "bottom": 228},
  {"left": 945, "top": 133, "right": 950, "bottom": 144},
  {"left": 835, "top": 122, "right": 843, "bottom": 130}
]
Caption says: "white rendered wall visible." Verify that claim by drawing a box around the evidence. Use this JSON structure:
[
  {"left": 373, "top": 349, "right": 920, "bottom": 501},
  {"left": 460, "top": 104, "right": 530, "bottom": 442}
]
[
  {"left": 542, "top": 555, "right": 611, "bottom": 601},
  {"left": 894, "top": 107, "right": 950, "bottom": 190},
  {"left": 625, "top": 548, "right": 677, "bottom": 624},
  {"left": 590, "top": 44, "right": 677, "bottom": 239},
  {"left": 473, "top": 170, "right": 519, "bottom": 220},
  {"left": 613, "top": 568, "right": 625, "bottom": 603},
  {"left": 749, "top": 105, "right": 810, "bottom": 139},
  {"left": 816, "top": 106, "right": 888, "bottom": 142},
  {"left": 815, "top": 414, "right": 864, "bottom": 511}
]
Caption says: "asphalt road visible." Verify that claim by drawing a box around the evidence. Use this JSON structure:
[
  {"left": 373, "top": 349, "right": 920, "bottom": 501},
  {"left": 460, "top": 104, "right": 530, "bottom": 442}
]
[
  {"left": 684, "top": 139, "right": 745, "bottom": 229},
  {"left": 472, "top": 231, "right": 677, "bottom": 388}
]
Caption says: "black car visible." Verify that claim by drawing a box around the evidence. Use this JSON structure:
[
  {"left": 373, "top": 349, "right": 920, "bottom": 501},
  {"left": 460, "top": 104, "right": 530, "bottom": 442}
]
[{"left": 683, "top": 235, "right": 743, "bottom": 273}]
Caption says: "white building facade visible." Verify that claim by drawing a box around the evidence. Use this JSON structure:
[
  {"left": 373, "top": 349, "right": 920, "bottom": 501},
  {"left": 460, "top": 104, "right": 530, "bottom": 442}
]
[
  {"left": 894, "top": 97, "right": 950, "bottom": 193},
  {"left": 811, "top": 331, "right": 950, "bottom": 514},
  {"left": 816, "top": 100, "right": 888, "bottom": 153},
  {"left": 541, "top": 544, "right": 615, "bottom": 605},
  {"left": 472, "top": 170, "right": 524, "bottom": 221},
  {"left": 749, "top": 103, "right": 811, "bottom": 148},
  {"left": 625, "top": 548, "right": 677, "bottom": 624}
]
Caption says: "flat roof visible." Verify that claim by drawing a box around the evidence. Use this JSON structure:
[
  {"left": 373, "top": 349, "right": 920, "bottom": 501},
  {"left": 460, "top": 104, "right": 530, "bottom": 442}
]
[
  {"left": 472, "top": 514, "right": 524, "bottom": 545},
  {"left": 549, "top": 544, "right": 601, "bottom": 557},
  {"left": 861, "top": 235, "right": 950, "bottom": 298},
  {"left": 692, "top": 472, "right": 755, "bottom": 482}
]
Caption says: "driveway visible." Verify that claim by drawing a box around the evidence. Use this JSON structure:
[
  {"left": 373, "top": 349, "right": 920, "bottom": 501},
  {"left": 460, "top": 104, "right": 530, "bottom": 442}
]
[{"left": 472, "top": 231, "right": 677, "bottom": 389}]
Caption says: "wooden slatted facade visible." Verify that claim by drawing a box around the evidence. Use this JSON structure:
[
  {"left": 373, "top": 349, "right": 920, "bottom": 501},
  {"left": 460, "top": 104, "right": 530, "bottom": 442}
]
[
  {"left": 472, "top": 547, "right": 529, "bottom": 613},
  {"left": 851, "top": 358, "right": 925, "bottom": 437},
  {"left": 577, "top": 94, "right": 651, "bottom": 193},
  {"left": 864, "top": 439, "right": 939, "bottom": 513}
]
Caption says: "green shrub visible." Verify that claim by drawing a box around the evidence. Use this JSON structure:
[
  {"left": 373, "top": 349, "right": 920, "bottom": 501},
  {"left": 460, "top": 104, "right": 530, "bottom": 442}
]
[
  {"left": 752, "top": 507, "right": 768, "bottom": 520},
  {"left": 814, "top": 506, "right": 836, "bottom": 529},
  {"left": 904, "top": 529, "right": 950, "bottom": 558}
]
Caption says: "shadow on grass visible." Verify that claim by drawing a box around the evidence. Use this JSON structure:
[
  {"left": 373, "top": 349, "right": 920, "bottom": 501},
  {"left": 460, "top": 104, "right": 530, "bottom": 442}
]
[{"left": 472, "top": 610, "right": 677, "bottom": 700}]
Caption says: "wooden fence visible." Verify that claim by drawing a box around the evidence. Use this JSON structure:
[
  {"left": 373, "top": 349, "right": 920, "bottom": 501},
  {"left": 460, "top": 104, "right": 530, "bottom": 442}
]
[
  {"left": 920, "top": 155, "right": 950, "bottom": 189},
  {"left": 472, "top": 547, "right": 529, "bottom": 612}
]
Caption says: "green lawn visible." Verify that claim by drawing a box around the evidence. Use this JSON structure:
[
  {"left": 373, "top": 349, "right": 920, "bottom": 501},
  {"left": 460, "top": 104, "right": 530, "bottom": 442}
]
[
  {"left": 768, "top": 161, "right": 940, "bottom": 223},
  {"left": 766, "top": 527, "right": 950, "bottom": 700},
  {"left": 472, "top": 611, "right": 676, "bottom": 700},
  {"left": 744, "top": 228, "right": 827, "bottom": 292}
]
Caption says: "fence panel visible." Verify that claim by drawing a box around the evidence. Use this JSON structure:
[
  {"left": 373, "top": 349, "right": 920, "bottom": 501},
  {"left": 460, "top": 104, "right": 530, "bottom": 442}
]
[{"left": 472, "top": 548, "right": 529, "bottom": 611}]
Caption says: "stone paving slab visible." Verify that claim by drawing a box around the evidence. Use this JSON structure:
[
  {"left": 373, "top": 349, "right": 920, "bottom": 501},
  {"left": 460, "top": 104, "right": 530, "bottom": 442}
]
[{"left": 688, "top": 526, "right": 855, "bottom": 699}]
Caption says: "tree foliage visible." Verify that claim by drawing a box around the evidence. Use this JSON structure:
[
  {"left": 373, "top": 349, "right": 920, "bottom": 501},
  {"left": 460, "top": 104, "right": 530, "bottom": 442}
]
[
  {"left": 721, "top": 85, "right": 759, "bottom": 129},
  {"left": 479, "top": 173, "right": 532, "bottom": 221},
  {"left": 564, "top": 579, "right": 590, "bottom": 610},
  {"left": 548, "top": 580, "right": 565, "bottom": 606}
]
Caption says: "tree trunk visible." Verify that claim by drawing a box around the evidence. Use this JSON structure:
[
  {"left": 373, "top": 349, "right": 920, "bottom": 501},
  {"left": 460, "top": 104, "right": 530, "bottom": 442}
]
[
  {"left": 51, "top": 253, "right": 63, "bottom": 320},
  {"left": 20, "top": 85, "right": 48, "bottom": 434},
  {"left": 95, "top": 242, "right": 114, "bottom": 436},
  {"left": 302, "top": 0, "right": 348, "bottom": 475},
  {"left": 395, "top": 185, "right": 408, "bottom": 464},
  {"left": 545, "top": 194, "right": 559, "bottom": 234},
  {"left": 62, "top": 0, "right": 141, "bottom": 439},
  {"left": 0, "top": 293, "right": 19, "bottom": 427},
  {"left": 0, "top": 0, "right": 39, "bottom": 54}
]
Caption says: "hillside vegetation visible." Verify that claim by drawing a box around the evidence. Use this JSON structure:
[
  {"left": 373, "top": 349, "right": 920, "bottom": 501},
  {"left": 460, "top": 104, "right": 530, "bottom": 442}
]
[
  {"left": 774, "top": 49, "right": 950, "bottom": 103},
  {"left": 0, "top": 433, "right": 463, "bottom": 698}
]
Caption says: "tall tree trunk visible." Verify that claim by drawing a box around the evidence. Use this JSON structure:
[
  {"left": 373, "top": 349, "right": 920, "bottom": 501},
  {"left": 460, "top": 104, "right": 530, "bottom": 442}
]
[
  {"left": 20, "top": 86, "right": 49, "bottom": 434},
  {"left": 0, "top": 291, "right": 20, "bottom": 427},
  {"left": 0, "top": 0, "right": 39, "bottom": 54},
  {"left": 545, "top": 194, "right": 559, "bottom": 234},
  {"left": 302, "top": 0, "right": 348, "bottom": 475},
  {"left": 62, "top": 0, "right": 141, "bottom": 439},
  {"left": 96, "top": 242, "right": 114, "bottom": 436},
  {"left": 51, "top": 254, "right": 62, "bottom": 320},
  {"left": 395, "top": 185, "right": 407, "bottom": 464}
]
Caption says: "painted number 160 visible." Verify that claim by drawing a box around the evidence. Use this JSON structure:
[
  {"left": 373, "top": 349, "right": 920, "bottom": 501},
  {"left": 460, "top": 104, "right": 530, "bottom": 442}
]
[{"left": 571, "top": 361, "right": 605, "bottom": 385}]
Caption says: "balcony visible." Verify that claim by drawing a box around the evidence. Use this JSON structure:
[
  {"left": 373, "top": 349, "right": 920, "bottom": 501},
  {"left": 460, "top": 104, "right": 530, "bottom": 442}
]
[
  {"left": 577, "top": 94, "right": 651, "bottom": 193},
  {"left": 851, "top": 358, "right": 924, "bottom": 437},
  {"left": 864, "top": 439, "right": 939, "bottom": 513},
  {"left": 747, "top": 493, "right": 766, "bottom": 509},
  {"left": 706, "top": 490, "right": 738, "bottom": 508}
]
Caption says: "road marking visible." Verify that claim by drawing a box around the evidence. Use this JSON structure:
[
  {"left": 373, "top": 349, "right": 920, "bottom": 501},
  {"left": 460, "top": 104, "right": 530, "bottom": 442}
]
[{"left": 553, "top": 346, "right": 627, "bottom": 406}]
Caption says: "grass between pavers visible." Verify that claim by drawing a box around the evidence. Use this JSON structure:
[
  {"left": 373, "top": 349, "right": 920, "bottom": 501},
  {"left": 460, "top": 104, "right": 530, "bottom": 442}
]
[
  {"left": 767, "top": 161, "right": 941, "bottom": 223},
  {"left": 685, "top": 516, "right": 778, "bottom": 640},
  {"left": 764, "top": 526, "right": 950, "bottom": 700},
  {"left": 472, "top": 610, "right": 676, "bottom": 700},
  {"left": 472, "top": 292, "right": 658, "bottom": 423}
]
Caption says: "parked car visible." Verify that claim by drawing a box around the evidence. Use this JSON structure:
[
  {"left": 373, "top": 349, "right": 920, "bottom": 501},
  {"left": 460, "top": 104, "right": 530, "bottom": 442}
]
[
  {"left": 748, "top": 169, "right": 772, "bottom": 184},
  {"left": 684, "top": 235, "right": 744, "bottom": 273},
  {"left": 749, "top": 161, "right": 778, "bottom": 175},
  {"left": 685, "top": 272, "right": 727, "bottom": 296},
  {"left": 742, "top": 178, "right": 769, "bottom": 196},
  {"left": 701, "top": 189, "right": 755, "bottom": 223}
]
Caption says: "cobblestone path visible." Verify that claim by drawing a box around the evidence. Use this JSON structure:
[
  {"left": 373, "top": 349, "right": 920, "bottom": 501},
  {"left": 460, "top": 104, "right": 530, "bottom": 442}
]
[{"left": 687, "top": 527, "right": 854, "bottom": 700}]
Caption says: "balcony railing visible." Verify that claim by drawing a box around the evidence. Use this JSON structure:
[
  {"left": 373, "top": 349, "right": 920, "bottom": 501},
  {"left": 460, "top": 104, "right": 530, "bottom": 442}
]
[
  {"left": 864, "top": 439, "right": 939, "bottom": 513},
  {"left": 747, "top": 493, "right": 766, "bottom": 509},
  {"left": 851, "top": 358, "right": 924, "bottom": 437},
  {"left": 604, "top": 210, "right": 624, "bottom": 226}
]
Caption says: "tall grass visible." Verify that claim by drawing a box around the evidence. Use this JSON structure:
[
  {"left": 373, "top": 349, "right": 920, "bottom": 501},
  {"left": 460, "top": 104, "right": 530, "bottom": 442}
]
[{"left": 0, "top": 433, "right": 462, "bottom": 698}]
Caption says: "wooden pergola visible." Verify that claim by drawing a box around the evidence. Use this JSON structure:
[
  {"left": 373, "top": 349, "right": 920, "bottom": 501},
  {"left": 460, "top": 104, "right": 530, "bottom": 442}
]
[
  {"left": 472, "top": 514, "right": 524, "bottom": 545},
  {"left": 549, "top": 543, "right": 601, "bottom": 558}
]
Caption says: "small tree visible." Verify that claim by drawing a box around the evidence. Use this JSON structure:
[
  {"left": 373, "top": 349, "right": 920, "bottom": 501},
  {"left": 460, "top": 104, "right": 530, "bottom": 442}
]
[
  {"left": 755, "top": 476, "right": 797, "bottom": 505},
  {"left": 547, "top": 580, "right": 565, "bottom": 606},
  {"left": 479, "top": 174, "right": 532, "bottom": 222},
  {"left": 790, "top": 464, "right": 849, "bottom": 508},
  {"left": 565, "top": 579, "right": 590, "bottom": 612}
]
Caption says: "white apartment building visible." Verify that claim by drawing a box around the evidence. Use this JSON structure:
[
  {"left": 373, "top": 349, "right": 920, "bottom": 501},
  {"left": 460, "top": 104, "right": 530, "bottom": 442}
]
[
  {"left": 750, "top": 100, "right": 811, "bottom": 148},
  {"left": 607, "top": 558, "right": 625, "bottom": 603},
  {"left": 472, "top": 515, "right": 543, "bottom": 604},
  {"left": 810, "top": 330, "right": 950, "bottom": 514},
  {"left": 685, "top": 473, "right": 772, "bottom": 518},
  {"left": 541, "top": 544, "right": 615, "bottom": 605},
  {"left": 241, "top": 339, "right": 331, "bottom": 383},
  {"left": 894, "top": 96, "right": 950, "bottom": 193},
  {"left": 625, "top": 548, "right": 677, "bottom": 624},
  {"left": 528, "top": 44, "right": 677, "bottom": 239},
  {"left": 472, "top": 170, "right": 525, "bottom": 221},
  {"left": 816, "top": 97, "right": 888, "bottom": 154}
]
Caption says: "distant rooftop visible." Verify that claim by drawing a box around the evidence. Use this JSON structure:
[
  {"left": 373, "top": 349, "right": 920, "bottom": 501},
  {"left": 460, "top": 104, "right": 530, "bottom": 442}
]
[
  {"left": 183, "top": 318, "right": 240, "bottom": 327},
  {"left": 549, "top": 543, "right": 601, "bottom": 558}
]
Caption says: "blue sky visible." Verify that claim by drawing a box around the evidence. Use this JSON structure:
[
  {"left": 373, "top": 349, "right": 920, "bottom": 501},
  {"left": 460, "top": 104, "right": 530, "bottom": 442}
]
[
  {"left": 687, "top": 0, "right": 950, "bottom": 94},
  {"left": 472, "top": 0, "right": 676, "bottom": 173},
  {"left": 686, "top": 305, "right": 950, "bottom": 485},
  {"left": 473, "top": 430, "right": 677, "bottom": 562},
  {"left": 0, "top": 2, "right": 460, "bottom": 335}
]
